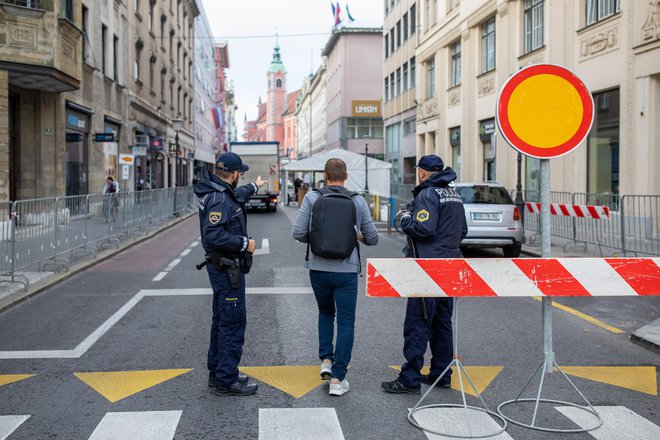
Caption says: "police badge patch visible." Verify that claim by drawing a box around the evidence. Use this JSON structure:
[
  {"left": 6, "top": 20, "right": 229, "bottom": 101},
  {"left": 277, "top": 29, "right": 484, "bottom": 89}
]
[
  {"left": 209, "top": 211, "right": 222, "bottom": 225},
  {"left": 416, "top": 209, "right": 430, "bottom": 222}
]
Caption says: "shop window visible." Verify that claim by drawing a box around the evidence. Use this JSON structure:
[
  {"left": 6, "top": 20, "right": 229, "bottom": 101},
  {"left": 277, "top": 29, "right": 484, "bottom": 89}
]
[{"left": 587, "top": 89, "right": 620, "bottom": 194}]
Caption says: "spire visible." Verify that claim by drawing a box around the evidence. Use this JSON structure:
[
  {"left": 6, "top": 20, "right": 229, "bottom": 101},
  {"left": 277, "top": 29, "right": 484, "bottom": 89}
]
[{"left": 268, "top": 32, "right": 286, "bottom": 74}]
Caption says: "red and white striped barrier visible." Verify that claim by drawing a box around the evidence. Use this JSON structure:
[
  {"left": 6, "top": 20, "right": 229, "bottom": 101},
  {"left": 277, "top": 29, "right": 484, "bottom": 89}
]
[
  {"left": 525, "top": 202, "right": 611, "bottom": 220},
  {"left": 366, "top": 258, "right": 660, "bottom": 298}
]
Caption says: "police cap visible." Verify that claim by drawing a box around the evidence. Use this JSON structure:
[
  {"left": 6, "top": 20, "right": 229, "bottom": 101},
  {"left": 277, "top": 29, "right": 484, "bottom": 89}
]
[
  {"left": 415, "top": 155, "right": 444, "bottom": 172},
  {"left": 216, "top": 152, "right": 249, "bottom": 173}
]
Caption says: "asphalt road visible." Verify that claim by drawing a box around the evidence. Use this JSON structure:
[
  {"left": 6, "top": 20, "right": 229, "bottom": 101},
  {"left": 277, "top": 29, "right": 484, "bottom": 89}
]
[{"left": 0, "top": 206, "right": 658, "bottom": 439}]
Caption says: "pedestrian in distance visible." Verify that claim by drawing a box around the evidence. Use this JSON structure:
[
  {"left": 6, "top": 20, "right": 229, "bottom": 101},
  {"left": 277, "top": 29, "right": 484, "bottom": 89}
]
[
  {"left": 102, "top": 176, "right": 120, "bottom": 222},
  {"left": 194, "top": 152, "right": 268, "bottom": 396},
  {"left": 382, "top": 155, "right": 467, "bottom": 395},
  {"left": 292, "top": 158, "right": 379, "bottom": 396}
]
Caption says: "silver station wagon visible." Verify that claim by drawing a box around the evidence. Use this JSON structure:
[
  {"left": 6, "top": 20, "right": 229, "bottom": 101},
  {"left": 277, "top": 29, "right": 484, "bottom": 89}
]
[{"left": 454, "top": 182, "right": 524, "bottom": 257}]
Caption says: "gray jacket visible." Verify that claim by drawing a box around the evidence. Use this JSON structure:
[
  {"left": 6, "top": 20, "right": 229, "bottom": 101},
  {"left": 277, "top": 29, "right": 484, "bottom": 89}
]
[{"left": 292, "top": 187, "right": 379, "bottom": 273}]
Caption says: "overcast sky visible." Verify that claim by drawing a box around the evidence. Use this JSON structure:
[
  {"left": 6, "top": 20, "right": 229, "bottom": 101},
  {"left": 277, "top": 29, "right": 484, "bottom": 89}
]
[{"left": 199, "top": 0, "right": 383, "bottom": 137}]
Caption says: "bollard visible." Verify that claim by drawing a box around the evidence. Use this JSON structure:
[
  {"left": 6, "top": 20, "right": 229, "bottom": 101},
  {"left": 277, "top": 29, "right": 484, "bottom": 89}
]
[{"left": 387, "top": 204, "right": 392, "bottom": 235}]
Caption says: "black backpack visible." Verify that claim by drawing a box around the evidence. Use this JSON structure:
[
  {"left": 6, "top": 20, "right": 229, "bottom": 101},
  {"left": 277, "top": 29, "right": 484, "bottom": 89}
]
[{"left": 307, "top": 187, "right": 359, "bottom": 260}]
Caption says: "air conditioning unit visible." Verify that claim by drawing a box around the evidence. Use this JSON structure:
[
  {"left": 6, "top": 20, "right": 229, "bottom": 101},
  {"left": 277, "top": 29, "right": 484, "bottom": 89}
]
[{"left": 134, "top": 135, "right": 149, "bottom": 146}]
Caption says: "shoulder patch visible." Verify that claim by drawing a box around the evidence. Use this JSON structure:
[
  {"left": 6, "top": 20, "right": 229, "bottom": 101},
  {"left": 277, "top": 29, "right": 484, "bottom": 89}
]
[
  {"left": 416, "top": 209, "right": 430, "bottom": 222},
  {"left": 209, "top": 211, "right": 222, "bottom": 225}
]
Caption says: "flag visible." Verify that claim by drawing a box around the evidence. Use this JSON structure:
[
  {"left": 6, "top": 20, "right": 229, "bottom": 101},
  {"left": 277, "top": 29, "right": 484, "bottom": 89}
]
[
  {"left": 346, "top": 4, "right": 355, "bottom": 22},
  {"left": 334, "top": 2, "right": 342, "bottom": 26},
  {"left": 211, "top": 107, "right": 221, "bottom": 130}
]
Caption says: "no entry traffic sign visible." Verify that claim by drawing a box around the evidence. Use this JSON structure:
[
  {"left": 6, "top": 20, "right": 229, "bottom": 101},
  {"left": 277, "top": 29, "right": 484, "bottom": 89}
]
[{"left": 497, "top": 64, "right": 594, "bottom": 159}]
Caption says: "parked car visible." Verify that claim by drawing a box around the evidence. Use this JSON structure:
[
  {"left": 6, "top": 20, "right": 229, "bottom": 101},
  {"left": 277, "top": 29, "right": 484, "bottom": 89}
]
[{"left": 454, "top": 182, "right": 524, "bottom": 257}]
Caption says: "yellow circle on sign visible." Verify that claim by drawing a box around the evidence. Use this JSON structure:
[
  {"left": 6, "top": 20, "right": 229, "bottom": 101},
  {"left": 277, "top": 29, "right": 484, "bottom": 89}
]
[{"left": 507, "top": 74, "right": 584, "bottom": 149}]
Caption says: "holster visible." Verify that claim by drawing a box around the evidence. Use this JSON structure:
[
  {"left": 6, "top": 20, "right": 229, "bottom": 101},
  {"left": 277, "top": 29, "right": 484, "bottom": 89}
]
[{"left": 208, "top": 254, "right": 241, "bottom": 289}]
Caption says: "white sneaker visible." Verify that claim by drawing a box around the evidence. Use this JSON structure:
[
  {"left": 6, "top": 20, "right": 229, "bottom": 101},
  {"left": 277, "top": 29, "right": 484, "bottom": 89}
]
[
  {"left": 320, "top": 361, "right": 333, "bottom": 380},
  {"left": 329, "top": 379, "right": 350, "bottom": 396}
]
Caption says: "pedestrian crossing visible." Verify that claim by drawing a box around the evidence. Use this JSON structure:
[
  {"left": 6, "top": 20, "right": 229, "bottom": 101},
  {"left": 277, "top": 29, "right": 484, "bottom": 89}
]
[{"left": 1, "top": 406, "right": 659, "bottom": 439}]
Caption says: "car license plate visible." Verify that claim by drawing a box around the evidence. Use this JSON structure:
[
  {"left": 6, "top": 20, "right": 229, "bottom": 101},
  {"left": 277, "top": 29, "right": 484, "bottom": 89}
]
[{"left": 472, "top": 213, "right": 500, "bottom": 221}]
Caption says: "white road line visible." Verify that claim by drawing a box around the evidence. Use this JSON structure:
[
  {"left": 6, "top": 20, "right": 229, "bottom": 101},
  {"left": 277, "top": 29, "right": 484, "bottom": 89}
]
[
  {"left": 190, "top": 241, "right": 200, "bottom": 248},
  {"left": 253, "top": 238, "right": 270, "bottom": 256},
  {"left": 165, "top": 259, "right": 182, "bottom": 271},
  {"left": 88, "top": 411, "right": 182, "bottom": 440},
  {"left": 259, "top": 408, "right": 345, "bottom": 440},
  {"left": 0, "top": 415, "right": 30, "bottom": 440},
  {"left": 557, "top": 406, "right": 660, "bottom": 440},
  {"left": 412, "top": 408, "right": 513, "bottom": 440},
  {"left": 152, "top": 272, "right": 168, "bottom": 282},
  {"left": 0, "top": 287, "right": 313, "bottom": 359},
  {"left": 180, "top": 249, "right": 191, "bottom": 256}
]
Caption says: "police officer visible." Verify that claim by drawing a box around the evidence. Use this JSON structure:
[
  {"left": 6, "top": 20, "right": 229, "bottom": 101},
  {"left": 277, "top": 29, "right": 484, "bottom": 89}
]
[
  {"left": 382, "top": 155, "right": 467, "bottom": 394},
  {"left": 194, "top": 152, "right": 267, "bottom": 396}
]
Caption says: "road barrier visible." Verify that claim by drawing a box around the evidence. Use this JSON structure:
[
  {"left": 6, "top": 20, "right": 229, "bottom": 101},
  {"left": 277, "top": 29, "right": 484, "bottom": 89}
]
[
  {"left": 0, "top": 187, "right": 196, "bottom": 289},
  {"left": 525, "top": 202, "right": 611, "bottom": 219}
]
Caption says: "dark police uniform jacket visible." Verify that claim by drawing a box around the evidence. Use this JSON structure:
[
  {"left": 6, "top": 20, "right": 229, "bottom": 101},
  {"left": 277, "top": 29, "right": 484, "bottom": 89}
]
[
  {"left": 194, "top": 173, "right": 257, "bottom": 257},
  {"left": 402, "top": 167, "right": 467, "bottom": 258}
]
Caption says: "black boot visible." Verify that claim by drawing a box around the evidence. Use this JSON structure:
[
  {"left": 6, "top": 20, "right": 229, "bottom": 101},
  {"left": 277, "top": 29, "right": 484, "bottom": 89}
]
[
  {"left": 421, "top": 374, "right": 451, "bottom": 388},
  {"left": 215, "top": 381, "right": 258, "bottom": 396},
  {"left": 209, "top": 373, "right": 248, "bottom": 388},
  {"left": 381, "top": 379, "right": 420, "bottom": 394}
]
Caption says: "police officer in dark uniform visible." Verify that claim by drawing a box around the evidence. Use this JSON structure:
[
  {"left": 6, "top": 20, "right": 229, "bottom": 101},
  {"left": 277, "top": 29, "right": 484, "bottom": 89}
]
[
  {"left": 382, "top": 155, "right": 467, "bottom": 394},
  {"left": 194, "top": 152, "right": 267, "bottom": 396}
]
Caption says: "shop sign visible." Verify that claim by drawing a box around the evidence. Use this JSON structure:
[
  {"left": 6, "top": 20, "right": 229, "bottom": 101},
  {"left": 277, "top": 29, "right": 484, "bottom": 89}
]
[
  {"left": 65, "top": 132, "right": 83, "bottom": 142},
  {"left": 479, "top": 119, "right": 496, "bottom": 143},
  {"left": 351, "top": 100, "right": 381, "bottom": 117},
  {"left": 122, "top": 165, "right": 130, "bottom": 180},
  {"left": 66, "top": 113, "right": 87, "bottom": 131},
  {"left": 150, "top": 136, "right": 164, "bottom": 151},
  {"left": 133, "top": 146, "right": 147, "bottom": 156},
  {"left": 94, "top": 133, "right": 115, "bottom": 142},
  {"left": 449, "top": 127, "right": 461, "bottom": 147},
  {"left": 119, "top": 154, "right": 135, "bottom": 166}
]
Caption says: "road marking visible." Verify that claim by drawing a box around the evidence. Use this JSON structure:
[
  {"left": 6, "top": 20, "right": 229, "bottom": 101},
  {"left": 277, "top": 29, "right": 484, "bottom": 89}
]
[
  {"left": 165, "top": 259, "right": 181, "bottom": 271},
  {"left": 75, "top": 369, "right": 192, "bottom": 403},
  {"left": 180, "top": 249, "right": 191, "bottom": 256},
  {"left": 152, "top": 272, "right": 168, "bottom": 282},
  {"left": 389, "top": 366, "right": 503, "bottom": 397},
  {"left": 413, "top": 408, "right": 513, "bottom": 440},
  {"left": 88, "top": 411, "right": 182, "bottom": 440},
  {"left": 0, "top": 415, "right": 30, "bottom": 440},
  {"left": 532, "top": 297, "right": 625, "bottom": 333},
  {"left": 0, "top": 374, "right": 35, "bottom": 387},
  {"left": 190, "top": 241, "right": 199, "bottom": 247},
  {"left": 559, "top": 366, "right": 657, "bottom": 396},
  {"left": 247, "top": 287, "right": 313, "bottom": 294},
  {"left": 557, "top": 405, "right": 660, "bottom": 440},
  {"left": 253, "top": 238, "right": 270, "bottom": 256},
  {"left": 259, "top": 408, "right": 345, "bottom": 440},
  {"left": 240, "top": 366, "right": 324, "bottom": 398},
  {"left": 0, "top": 288, "right": 314, "bottom": 359}
]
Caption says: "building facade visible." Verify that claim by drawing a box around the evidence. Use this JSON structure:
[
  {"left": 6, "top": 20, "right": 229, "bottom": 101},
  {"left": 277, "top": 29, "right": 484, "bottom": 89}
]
[
  {"left": 282, "top": 89, "right": 300, "bottom": 160},
  {"left": 295, "top": 66, "right": 327, "bottom": 159},
  {"left": 415, "top": 0, "right": 660, "bottom": 195},
  {"left": 323, "top": 24, "right": 385, "bottom": 157},
  {"left": 384, "top": 0, "right": 418, "bottom": 197},
  {"left": 1, "top": 0, "right": 84, "bottom": 200},
  {"left": 193, "top": 5, "right": 217, "bottom": 179},
  {"left": 128, "top": 0, "right": 199, "bottom": 191}
]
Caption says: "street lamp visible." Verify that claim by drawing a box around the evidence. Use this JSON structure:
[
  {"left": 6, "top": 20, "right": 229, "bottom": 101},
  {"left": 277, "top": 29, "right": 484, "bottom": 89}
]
[
  {"left": 363, "top": 135, "right": 371, "bottom": 193},
  {"left": 172, "top": 116, "right": 183, "bottom": 216}
]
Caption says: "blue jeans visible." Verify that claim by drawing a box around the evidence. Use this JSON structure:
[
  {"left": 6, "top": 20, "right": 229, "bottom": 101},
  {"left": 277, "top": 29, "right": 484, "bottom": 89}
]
[{"left": 309, "top": 270, "right": 358, "bottom": 381}]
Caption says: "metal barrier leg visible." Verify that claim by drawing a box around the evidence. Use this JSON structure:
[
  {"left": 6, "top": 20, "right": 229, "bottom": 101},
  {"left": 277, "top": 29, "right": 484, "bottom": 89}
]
[
  {"left": 407, "top": 299, "right": 508, "bottom": 438},
  {"left": 0, "top": 205, "right": 29, "bottom": 290}
]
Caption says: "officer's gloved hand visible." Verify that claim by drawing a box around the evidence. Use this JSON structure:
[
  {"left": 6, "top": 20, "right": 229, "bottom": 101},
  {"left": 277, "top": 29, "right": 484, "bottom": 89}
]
[{"left": 247, "top": 239, "right": 256, "bottom": 254}]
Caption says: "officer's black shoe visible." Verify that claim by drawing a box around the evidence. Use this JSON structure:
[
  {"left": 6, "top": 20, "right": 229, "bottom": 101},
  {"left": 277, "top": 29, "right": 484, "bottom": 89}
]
[
  {"left": 421, "top": 374, "right": 451, "bottom": 388},
  {"left": 381, "top": 380, "right": 420, "bottom": 395},
  {"left": 215, "top": 381, "right": 258, "bottom": 396},
  {"left": 208, "top": 373, "right": 249, "bottom": 388}
]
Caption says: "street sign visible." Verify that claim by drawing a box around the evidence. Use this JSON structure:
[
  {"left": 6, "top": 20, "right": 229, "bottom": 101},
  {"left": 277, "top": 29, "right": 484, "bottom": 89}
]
[
  {"left": 132, "top": 146, "right": 147, "bottom": 156},
  {"left": 94, "top": 133, "right": 115, "bottom": 142},
  {"left": 122, "top": 165, "right": 130, "bottom": 180},
  {"left": 150, "top": 137, "right": 164, "bottom": 151},
  {"left": 119, "top": 154, "right": 134, "bottom": 166},
  {"left": 496, "top": 64, "right": 594, "bottom": 159}
]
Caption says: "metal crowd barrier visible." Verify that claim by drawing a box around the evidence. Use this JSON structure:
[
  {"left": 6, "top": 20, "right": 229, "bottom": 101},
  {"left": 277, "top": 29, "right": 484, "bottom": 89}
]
[
  {"left": 517, "top": 190, "right": 659, "bottom": 256},
  {"left": 0, "top": 186, "right": 195, "bottom": 289}
]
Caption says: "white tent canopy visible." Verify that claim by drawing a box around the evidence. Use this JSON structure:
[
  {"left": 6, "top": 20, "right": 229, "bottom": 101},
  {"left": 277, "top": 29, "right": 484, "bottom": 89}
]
[{"left": 283, "top": 149, "right": 392, "bottom": 197}]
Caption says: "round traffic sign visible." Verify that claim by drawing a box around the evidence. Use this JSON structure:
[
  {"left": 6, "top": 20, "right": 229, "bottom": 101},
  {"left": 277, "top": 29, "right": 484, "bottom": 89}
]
[{"left": 496, "top": 64, "right": 594, "bottom": 159}]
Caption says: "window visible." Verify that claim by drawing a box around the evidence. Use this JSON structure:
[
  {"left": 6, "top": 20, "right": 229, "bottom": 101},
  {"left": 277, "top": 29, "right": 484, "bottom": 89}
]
[
  {"left": 403, "top": 13, "right": 409, "bottom": 40},
  {"left": 481, "top": 17, "right": 496, "bottom": 73},
  {"left": 82, "top": 6, "right": 88, "bottom": 62},
  {"left": 149, "top": 57, "right": 155, "bottom": 90},
  {"left": 426, "top": 58, "right": 435, "bottom": 98},
  {"left": 587, "top": 88, "right": 620, "bottom": 194},
  {"left": 410, "top": 4, "right": 416, "bottom": 35},
  {"left": 113, "top": 35, "right": 119, "bottom": 81},
  {"left": 385, "top": 34, "right": 389, "bottom": 58},
  {"left": 524, "top": 0, "right": 544, "bottom": 53},
  {"left": 450, "top": 39, "right": 461, "bottom": 87},
  {"left": 276, "top": 78, "right": 282, "bottom": 88},
  {"left": 149, "top": 1, "right": 154, "bottom": 32},
  {"left": 396, "top": 68, "right": 401, "bottom": 96},
  {"left": 404, "top": 117, "right": 416, "bottom": 136},
  {"left": 450, "top": 127, "right": 461, "bottom": 180},
  {"left": 134, "top": 45, "right": 141, "bottom": 81},
  {"left": 448, "top": 0, "right": 459, "bottom": 11},
  {"left": 586, "top": 0, "right": 620, "bottom": 26},
  {"left": 410, "top": 57, "right": 416, "bottom": 87},
  {"left": 169, "top": 80, "right": 174, "bottom": 107},
  {"left": 101, "top": 25, "right": 108, "bottom": 75},
  {"left": 346, "top": 118, "right": 384, "bottom": 139},
  {"left": 403, "top": 62, "right": 409, "bottom": 91},
  {"left": 396, "top": 20, "right": 402, "bottom": 47},
  {"left": 384, "top": 77, "right": 390, "bottom": 101},
  {"left": 61, "top": 0, "right": 73, "bottom": 20},
  {"left": 169, "top": 30, "right": 174, "bottom": 55},
  {"left": 160, "top": 16, "right": 166, "bottom": 47},
  {"left": 390, "top": 27, "right": 395, "bottom": 53},
  {"left": 425, "top": 0, "right": 431, "bottom": 30},
  {"left": 135, "top": 0, "right": 139, "bottom": 13},
  {"left": 389, "top": 73, "right": 395, "bottom": 100},
  {"left": 161, "top": 69, "right": 166, "bottom": 98}
]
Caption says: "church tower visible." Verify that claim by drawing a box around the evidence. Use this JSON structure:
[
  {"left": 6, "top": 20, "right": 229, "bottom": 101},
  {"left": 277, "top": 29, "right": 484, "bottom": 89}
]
[{"left": 266, "top": 38, "right": 287, "bottom": 144}]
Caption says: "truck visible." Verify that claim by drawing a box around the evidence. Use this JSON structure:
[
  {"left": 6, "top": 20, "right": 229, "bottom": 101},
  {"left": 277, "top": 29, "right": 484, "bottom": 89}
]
[{"left": 229, "top": 141, "right": 280, "bottom": 212}]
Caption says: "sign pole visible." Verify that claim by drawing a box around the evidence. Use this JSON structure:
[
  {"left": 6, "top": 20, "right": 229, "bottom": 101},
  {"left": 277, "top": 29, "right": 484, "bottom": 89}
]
[{"left": 540, "top": 159, "right": 554, "bottom": 375}]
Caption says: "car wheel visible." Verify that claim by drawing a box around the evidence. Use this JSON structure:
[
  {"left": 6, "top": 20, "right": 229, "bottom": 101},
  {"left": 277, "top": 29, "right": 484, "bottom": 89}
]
[{"left": 503, "top": 244, "right": 522, "bottom": 258}]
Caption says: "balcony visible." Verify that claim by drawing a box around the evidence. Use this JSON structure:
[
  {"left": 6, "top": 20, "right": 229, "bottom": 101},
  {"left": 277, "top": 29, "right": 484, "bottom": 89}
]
[{"left": 0, "top": 0, "right": 83, "bottom": 92}]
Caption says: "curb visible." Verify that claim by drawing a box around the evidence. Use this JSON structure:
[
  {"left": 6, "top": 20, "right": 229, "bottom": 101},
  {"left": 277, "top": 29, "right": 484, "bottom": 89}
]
[
  {"left": 0, "top": 211, "right": 196, "bottom": 314},
  {"left": 631, "top": 318, "right": 660, "bottom": 355}
]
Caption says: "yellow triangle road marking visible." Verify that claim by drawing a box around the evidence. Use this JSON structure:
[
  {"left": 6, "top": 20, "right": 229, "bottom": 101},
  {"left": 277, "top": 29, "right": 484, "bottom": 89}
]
[
  {"left": 74, "top": 369, "right": 192, "bottom": 403},
  {"left": 240, "top": 366, "right": 324, "bottom": 398},
  {"left": 389, "top": 366, "right": 503, "bottom": 397},
  {"left": 559, "top": 366, "right": 657, "bottom": 396},
  {"left": 0, "top": 374, "right": 36, "bottom": 387}
]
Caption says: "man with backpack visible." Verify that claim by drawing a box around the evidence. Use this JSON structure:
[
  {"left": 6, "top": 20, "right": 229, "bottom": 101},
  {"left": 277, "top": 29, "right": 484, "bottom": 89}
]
[{"left": 292, "top": 158, "right": 378, "bottom": 396}]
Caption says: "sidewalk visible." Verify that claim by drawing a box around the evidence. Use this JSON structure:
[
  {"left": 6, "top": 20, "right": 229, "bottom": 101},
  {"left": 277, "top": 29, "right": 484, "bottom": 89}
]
[{"left": 0, "top": 211, "right": 196, "bottom": 313}]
